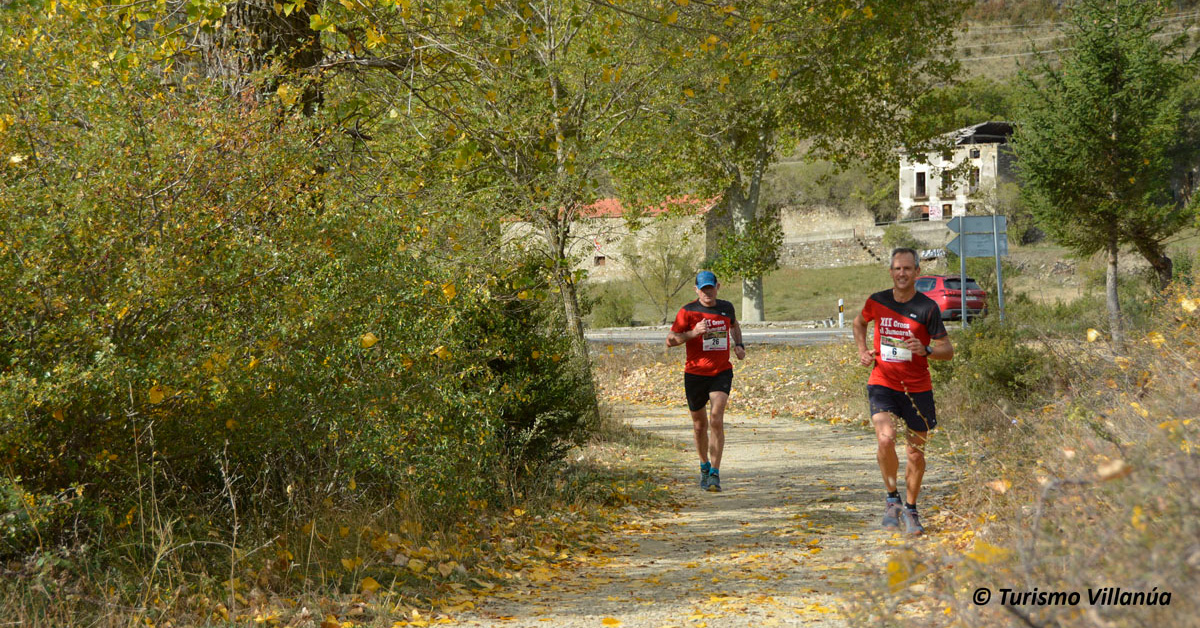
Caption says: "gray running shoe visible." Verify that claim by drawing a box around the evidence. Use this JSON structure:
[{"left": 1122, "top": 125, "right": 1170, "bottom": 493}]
[
  {"left": 882, "top": 497, "right": 903, "bottom": 530},
  {"left": 901, "top": 507, "right": 925, "bottom": 536},
  {"left": 700, "top": 469, "right": 710, "bottom": 490},
  {"left": 706, "top": 471, "right": 721, "bottom": 492}
]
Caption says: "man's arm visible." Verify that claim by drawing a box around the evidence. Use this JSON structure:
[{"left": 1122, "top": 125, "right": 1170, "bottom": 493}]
[
  {"left": 902, "top": 333, "right": 953, "bottom": 360},
  {"left": 927, "top": 336, "right": 953, "bottom": 361},
  {"left": 852, "top": 312, "right": 875, "bottom": 366},
  {"left": 667, "top": 319, "right": 707, "bottom": 347},
  {"left": 731, "top": 320, "right": 745, "bottom": 360}
]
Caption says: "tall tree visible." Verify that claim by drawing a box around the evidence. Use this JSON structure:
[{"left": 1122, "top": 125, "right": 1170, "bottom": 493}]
[
  {"left": 362, "top": 1, "right": 672, "bottom": 359},
  {"left": 640, "top": 0, "right": 969, "bottom": 321},
  {"left": 1013, "top": 0, "right": 1197, "bottom": 348}
]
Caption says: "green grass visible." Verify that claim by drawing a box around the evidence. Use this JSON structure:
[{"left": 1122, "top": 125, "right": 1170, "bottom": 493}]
[
  {"left": 587, "top": 264, "right": 886, "bottom": 326},
  {"left": 760, "top": 265, "right": 887, "bottom": 321}
]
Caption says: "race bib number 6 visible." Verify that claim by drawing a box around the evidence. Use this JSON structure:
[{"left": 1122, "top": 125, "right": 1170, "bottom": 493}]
[{"left": 880, "top": 335, "right": 912, "bottom": 362}]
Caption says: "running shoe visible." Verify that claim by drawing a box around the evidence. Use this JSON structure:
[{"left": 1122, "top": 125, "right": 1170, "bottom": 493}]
[
  {"left": 901, "top": 507, "right": 925, "bottom": 536},
  {"left": 706, "top": 471, "right": 721, "bottom": 492},
  {"left": 700, "top": 469, "right": 710, "bottom": 490},
  {"left": 882, "top": 497, "right": 903, "bottom": 530}
]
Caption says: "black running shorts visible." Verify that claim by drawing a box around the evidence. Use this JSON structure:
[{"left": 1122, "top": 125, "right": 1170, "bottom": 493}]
[
  {"left": 867, "top": 384, "right": 938, "bottom": 432},
  {"left": 683, "top": 369, "right": 734, "bottom": 412}
]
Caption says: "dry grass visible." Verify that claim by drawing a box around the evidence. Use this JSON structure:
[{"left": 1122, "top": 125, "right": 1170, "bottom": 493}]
[
  {"left": 0, "top": 412, "right": 683, "bottom": 628},
  {"left": 845, "top": 287, "right": 1200, "bottom": 627},
  {"left": 592, "top": 284, "right": 1200, "bottom": 627}
]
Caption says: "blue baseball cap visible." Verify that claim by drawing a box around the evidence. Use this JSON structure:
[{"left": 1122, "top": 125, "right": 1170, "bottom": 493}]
[{"left": 696, "top": 270, "right": 718, "bottom": 289}]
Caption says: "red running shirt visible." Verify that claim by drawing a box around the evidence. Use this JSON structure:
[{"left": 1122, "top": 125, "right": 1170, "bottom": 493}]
[
  {"left": 860, "top": 289, "right": 947, "bottom": 392},
  {"left": 671, "top": 299, "right": 738, "bottom": 376}
]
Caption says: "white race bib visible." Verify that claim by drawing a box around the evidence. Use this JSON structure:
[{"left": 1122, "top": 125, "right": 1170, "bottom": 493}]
[
  {"left": 880, "top": 335, "right": 912, "bottom": 362},
  {"left": 702, "top": 330, "right": 728, "bottom": 351}
]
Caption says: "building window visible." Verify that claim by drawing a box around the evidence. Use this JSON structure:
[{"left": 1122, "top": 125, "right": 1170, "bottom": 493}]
[
  {"left": 970, "top": 148, "right": 981, "bottom": 159},
  {"left": 940, "top": 175, "right": 955, "bottom": 197},
  {"left": 915, "top": 172, "right": 927, "bottom": 199},
  {"left": 943, "top": 204, "right": 952, "bottom": 216},
  {"left": 594, "top": 255, "right": 606, "bottom": 266}
]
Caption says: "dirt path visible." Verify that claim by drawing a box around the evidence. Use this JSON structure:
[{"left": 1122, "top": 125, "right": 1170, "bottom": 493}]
[{"left": 455, "top": 405, "right": 949, "bottom": 627}]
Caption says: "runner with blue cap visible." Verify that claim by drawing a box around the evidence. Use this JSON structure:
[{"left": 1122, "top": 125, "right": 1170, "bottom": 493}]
[{"left": 666, "top": 271, "right": 745, "bottom": 492}]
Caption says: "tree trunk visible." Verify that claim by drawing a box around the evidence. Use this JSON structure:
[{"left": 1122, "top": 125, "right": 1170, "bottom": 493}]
[
  {"left": 197, "top": 0, "right": 324, "bottom": 113},
  {"left": 741, "top": 277, "right": 764, "bottom": 322},
  {"left": 729, "top": 130, "right": 771, "bottom": 323},
  {"left": 726, "top": 185, "right": 765, "bottom": 322},
  {"left": 1105, "top": 240, "right": 1125, "bottom": 352},
  {"left": 1131, "top": 238, "right": 1174, "bottom": 290},
  {"left": 542, "top": 219, "right": 601, "bottom": 425}
]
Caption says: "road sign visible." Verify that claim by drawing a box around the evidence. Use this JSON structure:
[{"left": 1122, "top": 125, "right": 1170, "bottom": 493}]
[
  {"left": 947, "top": 233, "right": 1008, "bottom": 258},
  {"left": 947, "top": 215, "right": 1007, "bottom": 234}
]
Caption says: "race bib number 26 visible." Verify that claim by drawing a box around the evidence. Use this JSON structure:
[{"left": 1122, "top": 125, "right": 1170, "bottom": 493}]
[{"left": 702, "top": 330, "right": 728, "bottom": 351}]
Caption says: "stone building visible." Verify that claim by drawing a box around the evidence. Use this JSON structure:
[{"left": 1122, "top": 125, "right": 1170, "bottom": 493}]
[{"left": 898, "top": 121, "right": 1015, "bottom": 220}]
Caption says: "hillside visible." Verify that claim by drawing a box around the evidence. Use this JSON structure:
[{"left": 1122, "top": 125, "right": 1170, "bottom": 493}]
[{"left": 960, "top": 1, "right": 1200, "bottom": 79}]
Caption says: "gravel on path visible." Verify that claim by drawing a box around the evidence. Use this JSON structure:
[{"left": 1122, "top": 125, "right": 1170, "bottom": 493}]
[{"left": 453, "top": 405, "right": 948, "bottom": 627}]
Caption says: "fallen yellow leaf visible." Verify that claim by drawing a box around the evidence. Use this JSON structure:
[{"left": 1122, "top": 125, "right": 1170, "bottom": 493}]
[
  {"left": 601, "top": 619, "right": 622, "bottom": 626},
  {"left": 360, "top": 576, "right": 381, "bottom": 593},
  {"left": 361, "top": 332, "right": 379, "bottom": 348},
  {"left": 966, "top": 541, "right": 1011, "bottom": 565},
  {"left": 1131, "top": 506, "right": 1147, "bottom": 532},
  {"left": 1086, "top": 328, "right": 1101, "bottom": 342}
]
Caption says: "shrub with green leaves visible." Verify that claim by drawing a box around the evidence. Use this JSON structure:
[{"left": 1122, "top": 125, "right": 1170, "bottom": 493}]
[
  {"left": 881, "top": 224, "right": 924, "bottom": 252},
  {"left": 585, "top": 283, "right": 636, "bottom": 328},
  {"left": 0, "top": 12, "right": 593, "bottom": 560},
  {"left": 932, "top": 318, "right": 1048, "bottom": 408}
]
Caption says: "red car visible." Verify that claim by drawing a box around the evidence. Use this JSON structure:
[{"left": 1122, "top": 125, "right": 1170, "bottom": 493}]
[{"left": 915, "top": 275, "right": 988, "bottom": 321}]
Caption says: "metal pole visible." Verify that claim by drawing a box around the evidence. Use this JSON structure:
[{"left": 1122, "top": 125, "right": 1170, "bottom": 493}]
[
  {"left": 838, "top": 299, "right": 844, "bottom": 328},
  {"left": 992, "top": 214, "right": 1006, "bottom": 321},
  {"left": 960, "top": 241, "right": 969, "bottom": 329}
]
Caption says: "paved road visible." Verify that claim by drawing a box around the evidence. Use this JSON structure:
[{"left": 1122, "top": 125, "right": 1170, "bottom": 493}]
[{"left": 586, "top": 326, "right": 852, "bottom": 346}]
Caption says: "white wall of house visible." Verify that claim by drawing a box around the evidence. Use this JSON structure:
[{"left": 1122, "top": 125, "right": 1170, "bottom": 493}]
[
  {"left": 503, "top": 214, "right": 706, "bottom": 283},
  {"left": 899, "top": 142, "right": 1008, "bottom": 220}
]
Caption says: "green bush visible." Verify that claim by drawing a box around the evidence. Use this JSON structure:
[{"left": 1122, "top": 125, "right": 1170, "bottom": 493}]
[
  {"left": 932, "top": 318, "right": 1048, "bottom": 407},
  {"left": 587, "top": 283, "right": 635, "bottom": 328},
  {"left": 0, "top": 27, "right": 593, "bottom": 561},
  {"left": 1172, "top": 247, "right": 1196, "bottom": 286},
  {"left": 881, "top": 224, "right": 924, "bottom": 252}
]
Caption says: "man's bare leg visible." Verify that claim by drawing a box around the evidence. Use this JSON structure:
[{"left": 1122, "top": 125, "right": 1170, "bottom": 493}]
[
  {"left": 872, "top": 412, "right": 900, "bottom": 492},
  {"left": 691, "top": 409, "right": 710, "bottom": 465},
  {"left": 707, "top": 392, "right": 729, "bottom": 470},
  {"left": 905, "top": 430, "right": 928, "bottom": 505}
]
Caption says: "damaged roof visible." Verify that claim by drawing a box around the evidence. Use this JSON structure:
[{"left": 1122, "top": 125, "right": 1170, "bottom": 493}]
[{"left": 953, "top": 121, "right": 1013, "bottom": 145}]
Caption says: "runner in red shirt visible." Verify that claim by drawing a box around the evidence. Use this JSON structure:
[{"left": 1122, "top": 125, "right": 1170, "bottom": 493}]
[
  {"left": 852, "top": 248, "right": 954, "bottom": 535},
  {"left": 667, "top": 271, "right": 745, "bottom": 492}
]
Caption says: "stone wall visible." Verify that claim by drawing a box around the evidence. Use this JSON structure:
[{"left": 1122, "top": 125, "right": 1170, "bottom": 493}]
[
  {"left": 779, "top": 205, "right": 873, "bottom": 238},
  {"left": 777, "top": 219, "right": 955, "bottom": 270},
  {"left": 779, "top": 234, "right": 885, "bottom": 269}
]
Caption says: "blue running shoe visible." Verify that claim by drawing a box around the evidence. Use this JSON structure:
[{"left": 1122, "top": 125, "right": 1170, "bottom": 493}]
[{"left": 882, "top": 497, "right": 903, "bottom": 530}]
